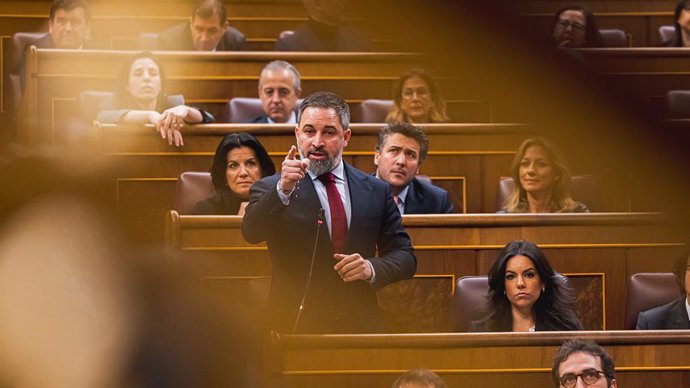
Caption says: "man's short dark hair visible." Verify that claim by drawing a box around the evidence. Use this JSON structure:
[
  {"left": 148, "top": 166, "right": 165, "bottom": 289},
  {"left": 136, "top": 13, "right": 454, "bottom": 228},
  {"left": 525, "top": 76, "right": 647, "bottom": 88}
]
[
  {"left": 376, "top": 122, "right": 429, "bottom": 164},
  {"left": 391, "top": 368, "right": 447, "bottom": 388},
  {"left": 49, "top": 0, "right": 90, "bottom": 22},
  {"left": 298, "top": 91, "right": 350, "bottom": 129},
  {"left": 672, "top": 244, "right": 690, "bottom": 294},
  {"left": 193, "top": 0, "right": 226, "bottom": 25},
  {"left": 552, "top": 339, "right": 616, "bottom": 388}
]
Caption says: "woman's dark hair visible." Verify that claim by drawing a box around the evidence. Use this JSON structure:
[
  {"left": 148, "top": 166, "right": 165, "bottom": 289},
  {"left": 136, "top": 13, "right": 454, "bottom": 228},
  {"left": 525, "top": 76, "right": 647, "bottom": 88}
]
[
  {"left": 669, "top": 0, "right": 690, "bottom": 46},
  {"left": 672, "top": 244, "right": 690, "bottom": 294},
  {"left": 210, "top": 132, "right": 275, "bottom": 192},
  {"left": 386, "top": 68, "right": 449, "bottom": 123},
  {"left": 114, "top": 52, "right": 167, "bottom": 110},
  {"left": 479, "top": 240, "right": 582, "bottom": 332},
  {"left": 551, "top": 5, "right": 604, "bottom": 48}
]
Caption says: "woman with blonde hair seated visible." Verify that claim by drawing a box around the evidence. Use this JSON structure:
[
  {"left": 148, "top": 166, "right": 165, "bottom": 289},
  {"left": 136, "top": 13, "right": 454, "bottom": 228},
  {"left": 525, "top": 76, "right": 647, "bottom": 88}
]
[
  {"left": 386, "top": 68, "right": 449, "bottom": 124},
  {"left": 500, "top": 137, "right": 589, "bottom": 213}
]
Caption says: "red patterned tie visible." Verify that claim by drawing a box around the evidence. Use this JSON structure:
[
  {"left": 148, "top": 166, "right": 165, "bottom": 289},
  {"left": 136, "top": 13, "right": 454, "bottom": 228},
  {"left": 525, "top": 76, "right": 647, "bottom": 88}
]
[{"left": 317, "top": 173, "right": 348, "bottom": 253}]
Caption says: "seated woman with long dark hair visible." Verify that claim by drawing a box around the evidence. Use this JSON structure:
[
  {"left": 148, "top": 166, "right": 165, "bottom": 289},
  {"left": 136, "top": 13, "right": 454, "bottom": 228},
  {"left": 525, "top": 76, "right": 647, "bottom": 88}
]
[
  {"left": 193, "top": 132, "right": 275, "bottom": 215},
  {"left": 471, "top": 240, "right": 582, "bottom": 332},
  {"left": 500, "top": 137, "right": 589, "bottom": 213},
  {"left": 97, "top": 52, "right": 213, "bottom": 147}
]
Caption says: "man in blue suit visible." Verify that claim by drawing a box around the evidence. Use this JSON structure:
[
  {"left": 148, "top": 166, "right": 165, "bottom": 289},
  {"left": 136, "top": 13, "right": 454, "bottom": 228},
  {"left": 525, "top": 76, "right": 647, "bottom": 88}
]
[
  {"left": 637, "top": 245, "right": 690, "bottom": 330},
  {"left": 242, "top": 91, "right": 416, "bottom": 334},
  {"left": 374, "top": 123, "right": 454, "bottom": 214}
]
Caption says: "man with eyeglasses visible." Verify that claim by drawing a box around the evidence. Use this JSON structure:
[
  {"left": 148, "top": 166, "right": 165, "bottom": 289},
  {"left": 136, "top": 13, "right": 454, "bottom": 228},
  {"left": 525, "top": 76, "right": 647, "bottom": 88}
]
[
  {"left": 551, "top": 5, "right": 604, "bottom": 48},
  {"left": 552, "top": 339, "right": 617, "bottom": 388}
]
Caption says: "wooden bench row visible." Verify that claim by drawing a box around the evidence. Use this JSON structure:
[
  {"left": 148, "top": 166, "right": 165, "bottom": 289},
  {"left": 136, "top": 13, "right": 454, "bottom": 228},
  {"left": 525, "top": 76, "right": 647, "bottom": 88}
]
[
  {"left": 264, "top": 331, "right": 690, "bottom": 388},
  {"left": 95, "top": 122, "right": 639, "bottom": 244},
  {"left": 165, "top": 212, "right": 687, "bottom": 331}
]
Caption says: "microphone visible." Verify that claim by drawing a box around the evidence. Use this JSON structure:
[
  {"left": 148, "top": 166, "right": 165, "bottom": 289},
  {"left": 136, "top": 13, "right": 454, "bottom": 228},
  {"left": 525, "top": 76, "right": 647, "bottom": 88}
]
[{"left": 292, "top": 208, "right": 325, "bottom": 334}]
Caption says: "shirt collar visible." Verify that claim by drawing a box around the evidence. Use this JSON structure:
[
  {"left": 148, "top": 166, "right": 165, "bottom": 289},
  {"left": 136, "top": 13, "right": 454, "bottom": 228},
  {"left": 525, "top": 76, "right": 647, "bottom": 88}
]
[
  {"left": 685, "top": 297, "right": 690, "bottom": 322},
  {"left": 397, "top": 185, "right": 410, "bottom": 205},
  {"left": 267, "top": 111, "right": 297, "bottom": 124}
]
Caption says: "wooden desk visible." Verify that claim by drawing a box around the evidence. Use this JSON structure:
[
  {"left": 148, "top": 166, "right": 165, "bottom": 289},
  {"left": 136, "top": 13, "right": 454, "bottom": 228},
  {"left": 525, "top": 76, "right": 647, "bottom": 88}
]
[
  {"left": 165, "top": 212, "right": 687, "bottom": 331},
  {"left": 265, "top": 331, "right": 690, "bottom": 388}
]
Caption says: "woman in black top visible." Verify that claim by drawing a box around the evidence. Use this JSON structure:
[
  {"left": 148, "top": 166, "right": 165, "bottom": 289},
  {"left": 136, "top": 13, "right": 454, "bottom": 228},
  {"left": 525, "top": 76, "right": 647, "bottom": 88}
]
[
  {"left": 193, "top": 132, "right": 275, "bottom": 215},
  {"left": 472, "top": 240, "right": 582, "bottom": 332}
]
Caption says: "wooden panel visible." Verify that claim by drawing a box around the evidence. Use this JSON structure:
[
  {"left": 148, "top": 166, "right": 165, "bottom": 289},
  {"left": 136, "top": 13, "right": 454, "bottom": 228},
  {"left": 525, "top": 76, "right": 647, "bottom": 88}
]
[
  {"left": 165, "top": 212, "right": 689, "bottom": 330},
  {"left": 266, "top": 331, "right": 690, "bottom": 388}
]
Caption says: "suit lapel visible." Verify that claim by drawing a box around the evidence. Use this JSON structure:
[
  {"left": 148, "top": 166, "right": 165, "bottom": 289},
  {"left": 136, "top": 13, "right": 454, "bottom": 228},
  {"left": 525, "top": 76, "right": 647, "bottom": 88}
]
[
  {"left": 670, "top": 297, "right": 690, "bottom": 329},
  {"left": 405, "top": 179, "right": 423, "bottom": 214}
]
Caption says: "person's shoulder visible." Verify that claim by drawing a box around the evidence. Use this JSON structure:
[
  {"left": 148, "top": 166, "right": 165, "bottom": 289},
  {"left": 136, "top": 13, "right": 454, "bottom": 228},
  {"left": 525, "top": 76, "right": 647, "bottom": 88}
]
[
  {"left": 274, "top": 24, "right": 310, "bottom": 51},
  {"left": 641, "top": 296, "right": 683, "bottom": 317},
  {"left": 245, "top": 115, "right": 269, "bottom": 124},
  {"left": 347, "top": 164, "right": 384, "bottom": 186},
  {"left": 32, "top": 34, "right": 54, "bottom": 49},
  {"left": 413, "top": 177, "right": 448, "bottom": 195}
]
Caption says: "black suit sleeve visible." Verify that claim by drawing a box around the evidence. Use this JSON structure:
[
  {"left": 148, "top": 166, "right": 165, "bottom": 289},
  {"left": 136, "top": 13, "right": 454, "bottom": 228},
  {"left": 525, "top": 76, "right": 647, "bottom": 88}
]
[
  {"left": 241, "top": 176, "right": 284, "bottom": 244},
  {"left": 369, "top": 184, "right": 416, "bottom": 289},
  {"left": 636, "top": 311, "right": 650, "bottom": 330},
  {"left": 441, "top": 190, "right": 454, "bottom": 213}
]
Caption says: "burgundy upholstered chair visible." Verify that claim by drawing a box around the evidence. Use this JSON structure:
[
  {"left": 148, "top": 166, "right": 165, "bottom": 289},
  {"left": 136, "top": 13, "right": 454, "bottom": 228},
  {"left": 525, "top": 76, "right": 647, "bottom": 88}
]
[
  {"left": 174, "top": 172, "right": 214, "bottom": 215},
  {"left": 624, "top": 272, "right": 680, "bottom": 330}
]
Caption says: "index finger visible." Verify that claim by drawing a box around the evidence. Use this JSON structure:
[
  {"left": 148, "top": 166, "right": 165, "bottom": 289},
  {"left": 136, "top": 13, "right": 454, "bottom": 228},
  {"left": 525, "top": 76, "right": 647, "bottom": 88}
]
[{"left": 285, "top": 145, "right": 297, "bottom": 161}]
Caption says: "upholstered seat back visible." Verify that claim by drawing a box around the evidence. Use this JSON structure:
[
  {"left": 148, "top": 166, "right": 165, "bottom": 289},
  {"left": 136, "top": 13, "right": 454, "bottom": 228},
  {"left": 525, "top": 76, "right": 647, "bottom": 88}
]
[
  {"left": 494, "top": 175, "right": 601, "bottom": 212},
  {"left": 624, "top": 272, "right": 680, "bottom": 330},
  {"left": 666, "top": 90, "right": 690, "bottom": 118},
  {"left": 174, "top": 172, "right": 215, "bottom": 214},
  {"left": 359, "top": 99, "right": 393, "bottom": 123},
  {"left": 599, "top": 29, "right": 629, "bottom": 47},
  {"left": 449, "top": 276, "right": 490, "bottom": 332},
  {"left": 659, "top": 25, "right": 675, "bottom": 44}
]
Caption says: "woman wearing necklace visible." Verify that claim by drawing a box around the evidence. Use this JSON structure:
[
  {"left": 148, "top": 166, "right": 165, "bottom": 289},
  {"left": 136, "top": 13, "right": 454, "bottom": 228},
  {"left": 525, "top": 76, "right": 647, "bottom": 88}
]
[{"left": 471, "top": 240, "right": 582, "bottom": 332}]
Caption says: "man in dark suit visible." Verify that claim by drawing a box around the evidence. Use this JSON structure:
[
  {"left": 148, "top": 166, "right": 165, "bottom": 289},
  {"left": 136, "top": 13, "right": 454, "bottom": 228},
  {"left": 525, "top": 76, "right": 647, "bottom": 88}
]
[
  {"left": 13, "top": 0, "right": 94, "bottom": 93},
  {"left": 637, "top": 245, "right": 690, "bottom": 329},
  {"left": 242, "top": 91, "right": 416, "bottom": 334},
  {"left": 374, "top": 123, "right": 454, "bottom": 214},
  {"left": 158, "top": 0, "right": 245, "bottom": 51},
  {"left": 274, "top": 0, "right": 371, "bottom": 51},
  {"left": 247, "top": 60, "right": 301, "bottom": 124}
]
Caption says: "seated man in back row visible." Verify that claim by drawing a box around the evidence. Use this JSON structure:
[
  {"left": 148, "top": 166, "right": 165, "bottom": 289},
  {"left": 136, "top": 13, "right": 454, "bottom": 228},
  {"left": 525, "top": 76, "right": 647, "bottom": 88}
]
[
  {"left": 248, "top": 60, "right": 302, "bottom": 124},
  {"left": 374, "top": 123, "right": 454, "bottom": 214},
  {"left": 158, "top": 0, "right": 245, "bottom": 51},
  {"left": 14, "top": 0, "right": 95, "bottom": 90}
]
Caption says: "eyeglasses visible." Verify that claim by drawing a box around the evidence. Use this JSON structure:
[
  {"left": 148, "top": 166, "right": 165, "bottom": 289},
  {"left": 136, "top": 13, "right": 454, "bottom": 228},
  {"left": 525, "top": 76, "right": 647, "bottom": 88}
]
[
  {"left": 559, "top": 369, "right": 604, "bottom": 387},
  {"left": 556, "top": 19, "right": 586, "bottom": 32}
]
